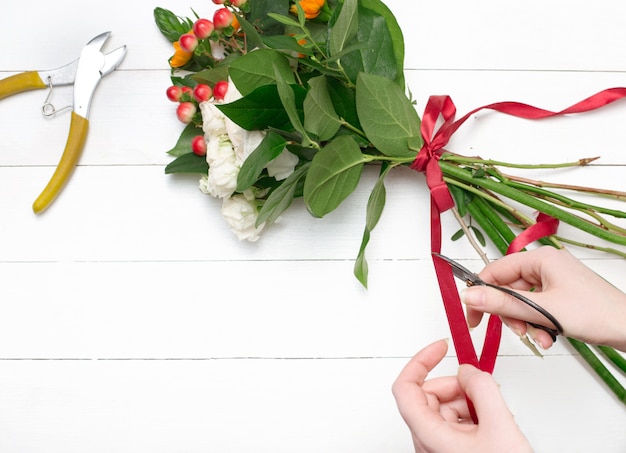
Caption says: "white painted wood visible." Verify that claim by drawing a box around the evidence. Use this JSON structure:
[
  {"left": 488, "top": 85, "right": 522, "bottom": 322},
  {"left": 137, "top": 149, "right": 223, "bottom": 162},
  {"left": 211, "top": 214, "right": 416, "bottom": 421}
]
[{"left": 0, "top": 1, "right": 625, "bottom": 452}]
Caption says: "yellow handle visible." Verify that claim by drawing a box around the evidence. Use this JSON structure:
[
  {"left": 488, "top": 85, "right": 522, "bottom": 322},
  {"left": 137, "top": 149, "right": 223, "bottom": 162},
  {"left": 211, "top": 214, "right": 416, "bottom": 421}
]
[
  {"left": 0, "top": 71, "right": 46, "bottom": 100},
  {"left": 33, "top": 111, "right": 89, "bottom": 214}
]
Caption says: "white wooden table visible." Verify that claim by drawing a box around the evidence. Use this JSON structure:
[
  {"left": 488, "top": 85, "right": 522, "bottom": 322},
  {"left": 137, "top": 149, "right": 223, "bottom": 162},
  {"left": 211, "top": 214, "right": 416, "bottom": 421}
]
[{"left": 1, "top": 1, "right": 625, "bottom": 451}]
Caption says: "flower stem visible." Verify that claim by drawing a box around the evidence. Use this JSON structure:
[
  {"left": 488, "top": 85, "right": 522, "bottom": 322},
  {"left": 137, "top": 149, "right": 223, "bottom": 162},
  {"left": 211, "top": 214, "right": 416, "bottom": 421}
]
[
  {"left": 500, "top": 173, "right": 626, "bottom": 201},
  {"left": 554, "top": 236, "right": 626, "bottom": 258},
  {"left": 439, "top": 162, "right": 626, "bottom": 246},
  {"left": 596, "top": 345, "right": 626, "bottom": 375},
  {"left": 441, "top": 154, "right": 600, "bottom": 169}
]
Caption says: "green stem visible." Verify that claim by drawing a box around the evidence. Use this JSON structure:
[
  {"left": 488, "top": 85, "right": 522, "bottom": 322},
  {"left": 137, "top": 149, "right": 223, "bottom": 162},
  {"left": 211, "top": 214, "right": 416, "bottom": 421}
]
[
  {"left": 466, "top": 198, "right": 513, "bottom": 255},
  {"left": 439, "top": 162, "right": 626, "bottom": 246},
  {"left": 596, "top": 345, "right": 626, "bottom": 375},
  {"left": 555, "top": 236, "right": 626, "bottom": 258},
  {"left": 441, "top": 154, "right": 599, "bottom": 169},
  {"left": 568, "top": 338, "right": 626, "bottom": 404},
  {"left": 503, "top": 179, "right": 626, "bottom": 220}
]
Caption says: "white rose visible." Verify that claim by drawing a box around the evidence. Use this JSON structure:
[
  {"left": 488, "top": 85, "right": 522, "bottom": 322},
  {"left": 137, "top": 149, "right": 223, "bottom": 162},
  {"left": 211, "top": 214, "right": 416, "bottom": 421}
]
[
  {"left": 266, "top": 149, "right": 299, "bottom": 181},
  {"left": 204, "top": 135, "right": 239, "bottom": 198},
  {"left": 221, "top": 194, "right": 266, "bottom": 242},
  {"left": 222, "top": 79, "right": 266, "bottom": 163},
  {"left": 199, "top": 101, "right": 227, "bottom": 137}
]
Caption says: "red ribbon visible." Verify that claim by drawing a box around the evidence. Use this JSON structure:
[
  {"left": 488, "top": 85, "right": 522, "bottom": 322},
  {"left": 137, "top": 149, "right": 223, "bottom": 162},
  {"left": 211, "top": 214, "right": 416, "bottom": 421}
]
[{"left": 413, "top": 87, "right": 626, "bottom": 377}]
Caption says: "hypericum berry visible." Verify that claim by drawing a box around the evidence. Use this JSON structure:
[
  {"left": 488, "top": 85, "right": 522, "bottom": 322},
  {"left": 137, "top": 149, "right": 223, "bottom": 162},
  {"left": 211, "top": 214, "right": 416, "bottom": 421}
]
[
  {"left": 176, "top": 102, "right": 197, "bottom": 124},
  {"left": 213, "top": 80, "right": 229, "bottom": 101},
  {"left": 192, "top": 18, "right": 215, "bottom": 39},
  {"left": 178, "top": 33, "right": 198, "bottom": 53},
  {"left": 213, "top": 8, "right": 234, "bottom": 30},
  {"left": 166, "top": 85, "right": 183, "bottom": 102},
  {"left": 191, "top": 135, "right": 207, "bottom": 156},
  {"left": 212, "top": 0, "right": 226, "bottom": 4},
  {"left": 193, "top": 84, "right": 213, "bottom": 103},
  {"left": 231, "top": 0, "right": 247, "bottom": 7}
]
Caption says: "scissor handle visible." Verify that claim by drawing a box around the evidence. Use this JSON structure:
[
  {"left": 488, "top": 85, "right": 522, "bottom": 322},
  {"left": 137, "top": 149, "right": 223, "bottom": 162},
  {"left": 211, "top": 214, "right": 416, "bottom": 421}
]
[
  {"left": 486, "top": 283, "right": 563, "bottom": 341},
  {"left": 32, "top": 111, "right": 89, "bottom": 213},
  {"left": 0, "top": 71, "right": 47, "bottom": 100}
]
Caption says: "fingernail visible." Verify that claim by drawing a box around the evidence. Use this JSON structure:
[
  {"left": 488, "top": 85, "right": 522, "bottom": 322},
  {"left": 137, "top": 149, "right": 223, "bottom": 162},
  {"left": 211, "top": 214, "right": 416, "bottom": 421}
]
[{"left": 460, "top": 287, "right": 483, "bottom": 306}]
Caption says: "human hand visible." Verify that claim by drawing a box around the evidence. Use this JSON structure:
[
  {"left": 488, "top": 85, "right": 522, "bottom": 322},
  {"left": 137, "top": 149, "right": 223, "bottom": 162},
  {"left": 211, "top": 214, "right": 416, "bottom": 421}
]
[
  {"left": 392, "top": 339, "right": 532, "bottom": 453},
  {"left": 461, "top": 247, "right": 626, "bottom": 351}
]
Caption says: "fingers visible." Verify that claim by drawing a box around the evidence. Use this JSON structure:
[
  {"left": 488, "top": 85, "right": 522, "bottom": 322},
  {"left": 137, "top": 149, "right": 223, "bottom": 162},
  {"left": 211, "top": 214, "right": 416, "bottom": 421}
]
[
  {"left": 392, "top": 339, "right": 449, "bottom": 428},
  {"left": 462, "top": 286, "right": 556, "bottom": 330},
  {"left": 457, "top": 364, "right": 513, "bottom": 425}
]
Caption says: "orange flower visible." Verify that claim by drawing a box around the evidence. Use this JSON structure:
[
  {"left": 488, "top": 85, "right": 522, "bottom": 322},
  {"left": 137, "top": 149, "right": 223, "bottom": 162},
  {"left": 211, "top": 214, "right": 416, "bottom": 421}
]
[
  {"left": 170, "top": 40, "right": 192, "bottom": 68},
  {"left": 290, "top": 0, "right": 326, "bottom": 20}
]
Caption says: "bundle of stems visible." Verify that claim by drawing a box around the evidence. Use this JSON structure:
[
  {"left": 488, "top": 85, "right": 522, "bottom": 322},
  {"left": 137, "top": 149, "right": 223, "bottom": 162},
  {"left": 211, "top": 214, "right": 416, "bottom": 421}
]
[{"left": 438, "top": 154, "right": 626, "bottom": 404}]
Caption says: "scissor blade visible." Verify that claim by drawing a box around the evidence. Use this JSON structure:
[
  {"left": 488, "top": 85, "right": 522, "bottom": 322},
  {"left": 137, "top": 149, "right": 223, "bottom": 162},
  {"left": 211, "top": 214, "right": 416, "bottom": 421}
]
[{"left": 432, "top": 253, "right": 483, "bottom": 285}]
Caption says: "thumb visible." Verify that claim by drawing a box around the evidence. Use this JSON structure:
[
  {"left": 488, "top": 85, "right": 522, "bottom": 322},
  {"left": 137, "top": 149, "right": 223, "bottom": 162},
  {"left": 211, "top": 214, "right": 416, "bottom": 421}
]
[{"left": 457, "top": 364, "right": 513, "bottom": 425}]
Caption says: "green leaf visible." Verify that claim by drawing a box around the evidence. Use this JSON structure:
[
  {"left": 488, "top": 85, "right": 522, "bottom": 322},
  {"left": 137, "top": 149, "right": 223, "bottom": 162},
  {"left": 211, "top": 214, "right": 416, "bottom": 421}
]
[
  {"left": 154, "top": 7, "right": 193, "bottom": 42},
  {"left": 303, "top": 135, "right": 365, "bottom": 217},
  {"left": 166, "top": 123, "right": 203, "bottom": 157},
  {"left": 448, "top": 184, "right": 469, "bottom": 217},
  {"left": 229, "top": 49, "right": 296, "bottom": 96},
  {"left": 304, "top": 76, "right": 342, "bottom": 141},
  {"left": 340, "top": 4, "right": 399, "bottom": 84},
  {"left": 248, "top": 0, "right": 290, "bottom": 35},
  {"left": 234, "top": 13, "right": 266, "bottom": 50},
  {"left": 359, "top": 0, "right": 405, "bottom": 87},
  {"left": 266, "top": 12, "right": 301, "bottom": 28},
  {"left": 451, "top": 229, "right": 466, "bottom": 241},
  {"left": 191, "top": 66, "right": 231, "bottom": 85},
  {"left": 257, "top": 162, "right": 311, "bottom": 226},
  {"left": 165, "top": 152, "right": 208, "bottom": 174},
  {"left": 274, "top": 64, "right": 313, "bottom": 146},
  {"left": 262, "top": 35, "right": 314, "bottom": 56},
  {"left": 354, "top": 163, "right": 391, "bottom": 288},
  {"left": 237, "top": 132, "right": 288, "bottom": 191},
  {"left": 327, "top": 78, "right": 361, "bottom": 129},
  {"left": 217, "top": 84, "right": 307, "bottom": 131},
  {"left": 356, "top": 72, "right": 421, "bottom": 157},
  {"left": 470, "top": 225, "right": 487, "bottom": 247},
  {"left": 328, "top": 0, "right": 359, "bottom": 57}
]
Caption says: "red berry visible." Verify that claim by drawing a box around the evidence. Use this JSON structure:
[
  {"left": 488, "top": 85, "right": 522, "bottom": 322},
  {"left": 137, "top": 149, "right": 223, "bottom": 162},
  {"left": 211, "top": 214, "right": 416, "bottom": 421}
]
[
  {"left": 192, "top": 135, "right": 207, "bottom": 156},
  {"left": 178, "top": 33, "right": 198, "bottom": 53},
  {"left": 231, "top": 0, "right": 247, "bottom": 6},
  {"left": 213, "top": 8, "right": 234, "bottom": 30},
  {"left": 176, "top": 102, "right": 197, "bottom": 124},
  {"left": 166, "top": 85, "right": 183, "bottom": 102},
  {"left": 193, "top": 84, "right": 213, "bottom": 103},
  {"left": 193, "top": 18, "right": 215, "bottom": 39},
  {"left": 212, "top": 0, "right": 226, "bottom": 3},
  {"left": 213, "top": 80, "right": 229, "bottom": 101}
]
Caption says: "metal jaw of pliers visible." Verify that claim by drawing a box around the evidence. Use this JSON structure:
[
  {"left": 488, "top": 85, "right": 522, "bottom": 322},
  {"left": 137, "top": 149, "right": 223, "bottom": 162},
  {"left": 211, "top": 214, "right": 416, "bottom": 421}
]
[
  {"left": 0, "top": 32, "right": 127, "bottom": 213},
  {"left": 433, "top": 253, "right": 564, "bottom": 342}
]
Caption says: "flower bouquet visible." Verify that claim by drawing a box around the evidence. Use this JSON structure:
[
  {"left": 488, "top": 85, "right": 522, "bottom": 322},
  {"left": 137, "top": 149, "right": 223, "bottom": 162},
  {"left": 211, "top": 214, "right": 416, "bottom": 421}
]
[{"left": 154, "top": 0, "right": 626, "bottom": 404}]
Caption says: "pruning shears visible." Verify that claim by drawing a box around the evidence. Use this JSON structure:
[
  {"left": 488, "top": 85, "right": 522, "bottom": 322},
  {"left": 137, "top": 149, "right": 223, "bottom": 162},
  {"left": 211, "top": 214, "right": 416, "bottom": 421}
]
[
  {"left": 0, "top": 32, "right": 127, "bottom": 213},
  {"left": 433, "top": 253, "right": 564, "bottom": 341}
]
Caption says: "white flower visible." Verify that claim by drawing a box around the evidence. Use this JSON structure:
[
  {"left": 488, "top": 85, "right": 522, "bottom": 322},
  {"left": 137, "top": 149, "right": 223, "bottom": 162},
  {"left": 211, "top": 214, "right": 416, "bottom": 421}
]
[
  {"left": 204, "top": 135, "right": 239, "bottom": 198},
  {"left": 199, "top": 101, "right": 227, "bottom": 137},
  {"left": 222, "top": 79, "right": 265, "bottom": 162},
  {"left": 266, "top": 149, "right": 299, "bottom": 181},
  {"left": 221, "top": 194, "right": 266, "bottom": 242}
]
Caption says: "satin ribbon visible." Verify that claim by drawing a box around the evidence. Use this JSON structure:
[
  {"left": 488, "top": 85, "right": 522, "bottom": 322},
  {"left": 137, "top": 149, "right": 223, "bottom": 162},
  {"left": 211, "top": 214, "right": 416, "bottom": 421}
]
[{"left": 412, "top": 88, "right": 626, "bottom": 413}]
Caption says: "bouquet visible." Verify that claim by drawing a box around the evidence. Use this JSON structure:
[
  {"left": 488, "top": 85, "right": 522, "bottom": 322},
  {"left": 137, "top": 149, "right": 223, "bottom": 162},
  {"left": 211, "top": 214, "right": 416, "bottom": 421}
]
[{"left": 154, "top": 0, "right": 626, "bottom": 404}]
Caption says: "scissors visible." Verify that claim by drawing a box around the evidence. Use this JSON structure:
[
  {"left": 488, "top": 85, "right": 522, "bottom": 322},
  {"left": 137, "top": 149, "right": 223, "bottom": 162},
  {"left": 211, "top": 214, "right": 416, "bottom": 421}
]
[
  {"left": 433, "top": 253, "right": 563, "bottom": 342},
  {"left": 0, "top": 32, "right": 127, "bottom": 213}
]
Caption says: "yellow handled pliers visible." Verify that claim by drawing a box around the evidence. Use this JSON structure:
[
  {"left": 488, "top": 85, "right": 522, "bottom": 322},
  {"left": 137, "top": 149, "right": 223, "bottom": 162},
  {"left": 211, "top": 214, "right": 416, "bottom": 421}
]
[{"left": 0, "top": 31, "right": 126, "bottom": 213}]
